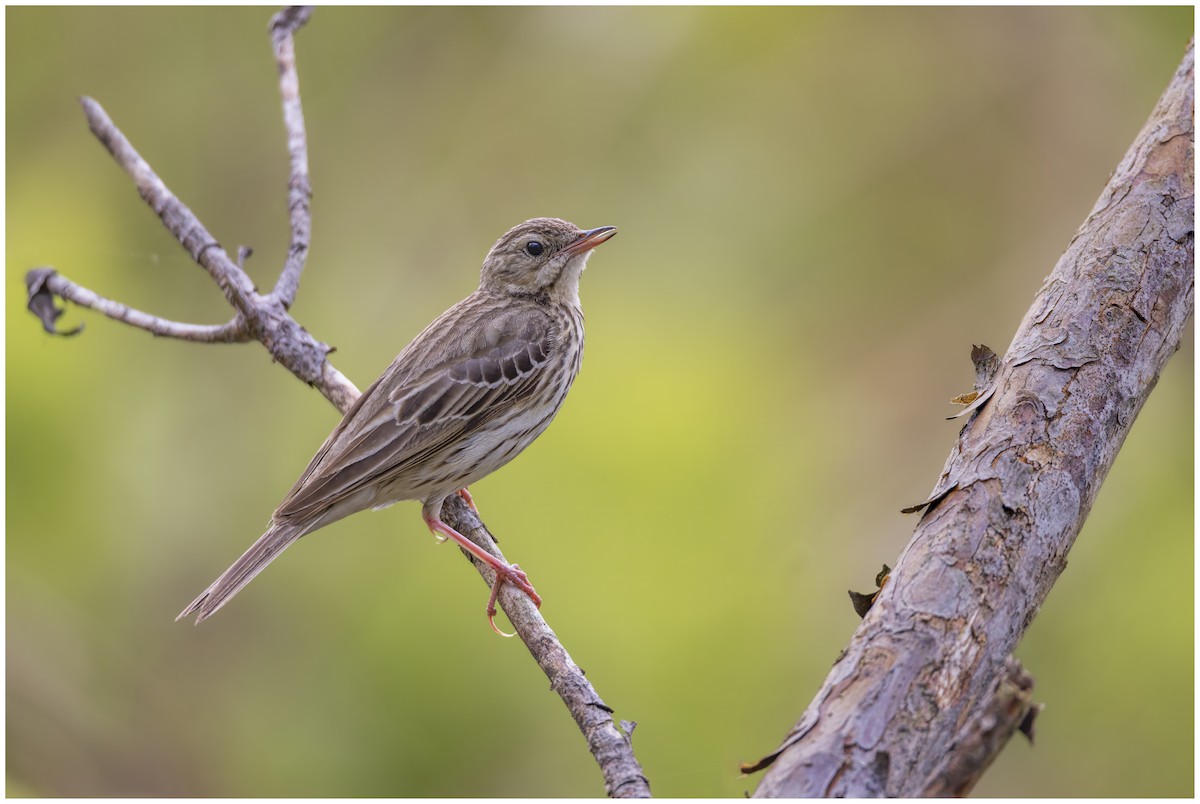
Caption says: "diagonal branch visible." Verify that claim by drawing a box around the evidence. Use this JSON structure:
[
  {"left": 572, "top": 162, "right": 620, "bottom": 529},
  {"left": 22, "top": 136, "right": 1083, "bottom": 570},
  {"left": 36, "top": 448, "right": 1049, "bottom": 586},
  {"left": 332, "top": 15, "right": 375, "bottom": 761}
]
[
  {"left": 747, "top": 37, "right": 1193, "bottom": 798},
  {"left": 25, "top": 6, "right": 649, "bottom": 797},
  {"left": 79, "top": 96, "right": 260, "bottom": 315},
  {"left": 444, "top": 495, "right": 652, "bottom": 798}
]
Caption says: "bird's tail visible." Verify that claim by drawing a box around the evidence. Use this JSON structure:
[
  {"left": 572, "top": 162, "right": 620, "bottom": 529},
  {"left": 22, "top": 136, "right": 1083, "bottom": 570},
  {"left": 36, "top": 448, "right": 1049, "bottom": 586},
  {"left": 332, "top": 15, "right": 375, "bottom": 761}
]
[{"left": 177, "top": 519, "right": 308, "bottom": 624}]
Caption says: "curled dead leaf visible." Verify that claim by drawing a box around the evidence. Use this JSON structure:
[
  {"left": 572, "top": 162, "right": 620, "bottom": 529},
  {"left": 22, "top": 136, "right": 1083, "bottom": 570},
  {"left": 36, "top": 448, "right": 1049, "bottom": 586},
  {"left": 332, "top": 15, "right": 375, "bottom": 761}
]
[{"left": 26, "top": 267, "right": 83, "bottom": 337}]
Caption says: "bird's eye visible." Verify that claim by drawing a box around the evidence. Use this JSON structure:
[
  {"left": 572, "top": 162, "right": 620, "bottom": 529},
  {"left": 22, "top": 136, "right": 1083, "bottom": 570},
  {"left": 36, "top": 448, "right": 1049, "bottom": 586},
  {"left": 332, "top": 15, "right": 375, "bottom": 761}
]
[{"left": 525, "top": 240, "right": 544, "bottom": 257}]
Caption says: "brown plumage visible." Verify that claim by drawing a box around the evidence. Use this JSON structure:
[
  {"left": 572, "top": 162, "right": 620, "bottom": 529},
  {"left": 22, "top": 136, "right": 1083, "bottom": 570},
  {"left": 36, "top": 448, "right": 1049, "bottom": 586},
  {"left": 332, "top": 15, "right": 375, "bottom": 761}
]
[{"left": 178, "top": 217, "right": 616, "bottom": 631}]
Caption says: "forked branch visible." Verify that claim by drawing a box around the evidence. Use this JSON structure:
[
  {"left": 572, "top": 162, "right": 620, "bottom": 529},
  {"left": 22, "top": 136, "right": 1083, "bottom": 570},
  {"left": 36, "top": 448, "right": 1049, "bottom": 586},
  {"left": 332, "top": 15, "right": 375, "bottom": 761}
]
[{"left": 24, "top": 7, "right": 649, "bottom": 798}]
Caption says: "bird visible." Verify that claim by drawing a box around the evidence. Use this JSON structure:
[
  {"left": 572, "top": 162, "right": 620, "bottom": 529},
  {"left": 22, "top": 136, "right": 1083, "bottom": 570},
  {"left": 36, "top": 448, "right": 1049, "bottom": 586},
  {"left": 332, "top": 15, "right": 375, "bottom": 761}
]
[{"left": 177, "top": 217, "right": 616, "bottom": 634}]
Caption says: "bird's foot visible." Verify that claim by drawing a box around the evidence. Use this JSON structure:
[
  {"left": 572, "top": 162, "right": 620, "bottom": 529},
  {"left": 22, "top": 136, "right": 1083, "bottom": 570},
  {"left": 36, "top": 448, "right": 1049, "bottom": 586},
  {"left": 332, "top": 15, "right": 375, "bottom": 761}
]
[
  {"left": 423, "top": 511, "right": 541, "bottom": 636},
  {"left": 457, "top": 487, "right": 478, "bottom": 514}
]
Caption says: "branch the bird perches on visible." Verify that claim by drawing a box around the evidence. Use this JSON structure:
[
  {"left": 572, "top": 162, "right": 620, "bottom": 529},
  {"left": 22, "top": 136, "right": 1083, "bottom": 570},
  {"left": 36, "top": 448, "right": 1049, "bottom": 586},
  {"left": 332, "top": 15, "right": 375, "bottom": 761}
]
[{"left": 24, "top": 7, "right": 650, "bottom": 799}]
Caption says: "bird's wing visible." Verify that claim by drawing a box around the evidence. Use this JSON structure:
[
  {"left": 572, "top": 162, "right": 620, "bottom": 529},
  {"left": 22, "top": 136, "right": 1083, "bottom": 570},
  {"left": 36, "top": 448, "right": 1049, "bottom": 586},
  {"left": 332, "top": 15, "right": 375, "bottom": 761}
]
[{"left": 274, "top": 301, "right": 557, "bottom": 521}]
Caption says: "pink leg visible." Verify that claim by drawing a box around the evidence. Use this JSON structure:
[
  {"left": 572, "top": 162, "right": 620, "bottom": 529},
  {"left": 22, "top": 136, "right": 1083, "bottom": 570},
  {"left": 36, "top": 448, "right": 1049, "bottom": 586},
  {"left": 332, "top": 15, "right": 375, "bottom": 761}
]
[
  {"left": 422, "top": 510, "right": 541, "bottom": 636},
  {"left": 457, "top": 487, "right": 479, "bottom": 514}
]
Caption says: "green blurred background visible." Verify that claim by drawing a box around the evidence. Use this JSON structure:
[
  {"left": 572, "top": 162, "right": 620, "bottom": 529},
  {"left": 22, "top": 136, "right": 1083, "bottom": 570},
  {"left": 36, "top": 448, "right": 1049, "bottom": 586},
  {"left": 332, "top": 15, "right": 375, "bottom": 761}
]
[{"left": 7, "top": 7, "right": 1193, "bottom": 798}]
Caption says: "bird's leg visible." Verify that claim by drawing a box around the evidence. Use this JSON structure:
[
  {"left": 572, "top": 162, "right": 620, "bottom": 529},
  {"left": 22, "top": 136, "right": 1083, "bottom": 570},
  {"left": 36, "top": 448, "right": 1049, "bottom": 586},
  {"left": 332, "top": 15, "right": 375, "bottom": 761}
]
[
  {"left": 457, "top": 487, "right": 479, "bottom": 514},
  {"left": 422, "top": 508, "right": 541, "bottom": 637}
]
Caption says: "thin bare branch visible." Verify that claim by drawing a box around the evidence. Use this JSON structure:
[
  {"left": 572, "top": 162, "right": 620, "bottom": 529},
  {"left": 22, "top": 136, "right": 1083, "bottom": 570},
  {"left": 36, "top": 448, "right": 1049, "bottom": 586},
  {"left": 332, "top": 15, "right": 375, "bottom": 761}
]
[
  {"left": 268, "top": 6, "right": 313, "bottom": 309},
  {"left": 25, "top": 267, "right": 249, "bottom": 343},
  {"left": 443, "top": 495, "right": 653, "bottom": 798}
]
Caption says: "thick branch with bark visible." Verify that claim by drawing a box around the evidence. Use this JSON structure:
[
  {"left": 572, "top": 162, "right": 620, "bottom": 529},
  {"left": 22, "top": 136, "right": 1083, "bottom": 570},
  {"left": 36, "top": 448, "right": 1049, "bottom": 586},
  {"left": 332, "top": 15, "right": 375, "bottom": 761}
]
[
  {"left": 24, "top": 8, "right": 649, "bottom": 798},
  {"left": 748, "top": 38, "right": 1194, "bottom": 798}
]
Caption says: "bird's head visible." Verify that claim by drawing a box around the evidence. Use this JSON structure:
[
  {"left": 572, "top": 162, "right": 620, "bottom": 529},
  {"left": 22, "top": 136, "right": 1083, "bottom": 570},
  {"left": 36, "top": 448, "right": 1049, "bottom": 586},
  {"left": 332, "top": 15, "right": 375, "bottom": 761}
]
[{"left": 480, "top": 217, "right": 617, "bottom": 305}]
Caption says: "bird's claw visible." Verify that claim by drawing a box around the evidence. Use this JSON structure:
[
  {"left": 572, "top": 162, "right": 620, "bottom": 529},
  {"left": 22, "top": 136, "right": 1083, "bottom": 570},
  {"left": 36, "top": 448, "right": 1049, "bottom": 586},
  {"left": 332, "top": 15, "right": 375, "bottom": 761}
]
[{"left": 485, "top": 562, "right": 541, "bottom": 637}]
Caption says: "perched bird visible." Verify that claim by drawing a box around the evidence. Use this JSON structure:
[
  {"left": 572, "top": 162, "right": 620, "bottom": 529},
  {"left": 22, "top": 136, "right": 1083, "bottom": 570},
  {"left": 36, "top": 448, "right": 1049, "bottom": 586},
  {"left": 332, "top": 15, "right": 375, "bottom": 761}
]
[{"left": 178, "top": 217, "right": 616, "bottom": 633}]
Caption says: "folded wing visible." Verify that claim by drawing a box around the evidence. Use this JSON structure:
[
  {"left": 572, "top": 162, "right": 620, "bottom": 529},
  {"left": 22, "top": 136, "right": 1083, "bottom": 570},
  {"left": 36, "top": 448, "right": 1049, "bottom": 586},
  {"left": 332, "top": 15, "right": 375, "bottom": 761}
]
[{"left": 275, "top": 302, "right": 557, "bottom": 522}]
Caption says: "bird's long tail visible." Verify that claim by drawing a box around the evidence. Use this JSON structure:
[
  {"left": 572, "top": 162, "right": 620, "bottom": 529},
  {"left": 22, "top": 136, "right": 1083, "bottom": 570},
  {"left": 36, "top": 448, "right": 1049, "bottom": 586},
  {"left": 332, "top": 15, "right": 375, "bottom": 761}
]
[{"left": 177, "top": 519, "right": 308, "bottom": 624}]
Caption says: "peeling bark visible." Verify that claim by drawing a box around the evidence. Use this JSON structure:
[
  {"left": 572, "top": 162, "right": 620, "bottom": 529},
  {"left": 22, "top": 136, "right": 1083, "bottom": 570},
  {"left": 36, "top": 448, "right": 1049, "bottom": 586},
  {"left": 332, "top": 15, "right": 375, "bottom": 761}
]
[{"left": 751, "top": 38, "right": 1193, "bottom": 798}]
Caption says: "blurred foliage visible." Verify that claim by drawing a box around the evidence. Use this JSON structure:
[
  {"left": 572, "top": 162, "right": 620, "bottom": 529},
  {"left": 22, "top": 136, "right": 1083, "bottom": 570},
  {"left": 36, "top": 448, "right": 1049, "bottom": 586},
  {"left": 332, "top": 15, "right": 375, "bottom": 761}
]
[{"left": 6, "top": 6, "right": 1192, "bottom": 798}]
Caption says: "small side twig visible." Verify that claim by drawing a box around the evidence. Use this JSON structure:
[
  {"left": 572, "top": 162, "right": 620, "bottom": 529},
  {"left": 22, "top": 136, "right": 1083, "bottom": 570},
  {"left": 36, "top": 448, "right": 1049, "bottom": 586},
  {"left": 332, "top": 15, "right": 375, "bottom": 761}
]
[
  {"left": 26, "top": 267, "right": 249, "bottom": 342},
  {"left": 268, "top": 6, "right": 313, "bottom": 309}
]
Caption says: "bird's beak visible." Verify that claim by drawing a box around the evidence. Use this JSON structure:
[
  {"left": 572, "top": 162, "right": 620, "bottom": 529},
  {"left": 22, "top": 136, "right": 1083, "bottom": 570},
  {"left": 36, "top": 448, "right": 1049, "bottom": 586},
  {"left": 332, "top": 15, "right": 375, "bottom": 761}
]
[{"left": 563, "top": 225, "right": 618, "bottom": 257}]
